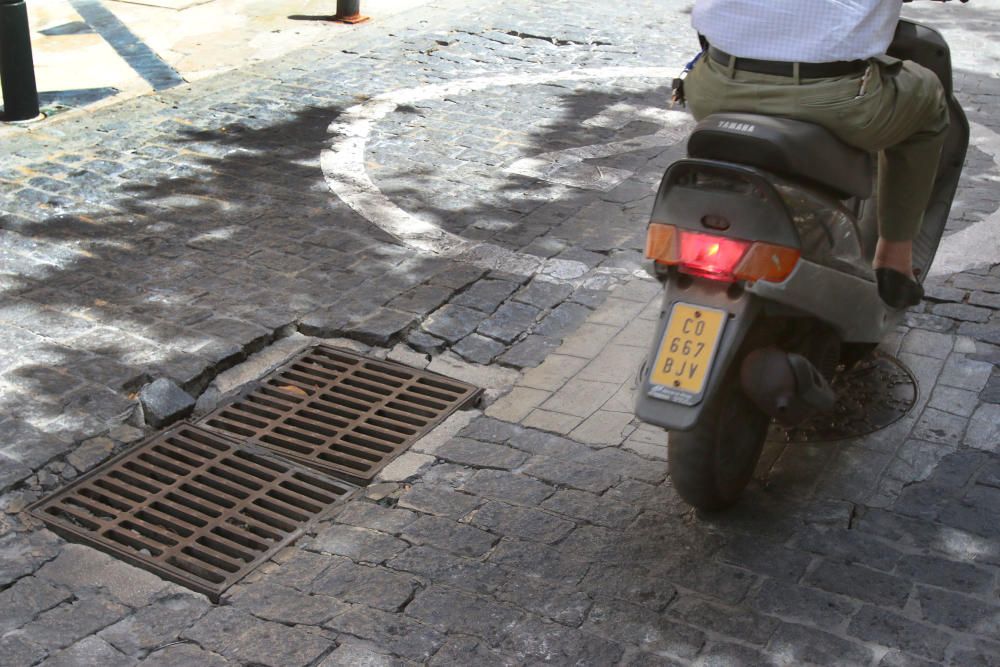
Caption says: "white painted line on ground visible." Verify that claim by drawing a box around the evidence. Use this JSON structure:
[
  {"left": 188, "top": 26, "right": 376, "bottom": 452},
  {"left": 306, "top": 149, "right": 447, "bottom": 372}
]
[
  {"left": 321, "top": 66, "right": 995, "bottom": 282},
  {"left": 930, "top": 120, "right": 1000, "bottom": 277},
  {"left": 321, "top": 67, "right": 674, "bottom": 284}
]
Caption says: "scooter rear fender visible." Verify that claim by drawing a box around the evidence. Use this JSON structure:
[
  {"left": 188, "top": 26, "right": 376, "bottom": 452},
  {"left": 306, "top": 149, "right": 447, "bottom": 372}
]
[{"left": 635, "top": 276, "right": 760, "bottom": 432}]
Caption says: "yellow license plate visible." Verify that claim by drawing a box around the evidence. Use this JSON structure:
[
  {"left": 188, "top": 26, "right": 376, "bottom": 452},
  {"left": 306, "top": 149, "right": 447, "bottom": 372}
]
[{"left": 649, "top": 303, "right": 727, "bottom": 404}]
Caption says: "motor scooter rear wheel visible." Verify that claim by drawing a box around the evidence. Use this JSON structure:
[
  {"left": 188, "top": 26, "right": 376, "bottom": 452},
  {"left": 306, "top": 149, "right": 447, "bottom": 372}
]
[{"left": 668, "top": 374, "right": 769, "bottom": 511}]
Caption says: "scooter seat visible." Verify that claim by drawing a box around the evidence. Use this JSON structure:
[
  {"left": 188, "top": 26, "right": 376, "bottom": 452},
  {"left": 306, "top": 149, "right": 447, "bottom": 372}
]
[{"left": 687, "top": 113, "right": 873, "bottom": 199}]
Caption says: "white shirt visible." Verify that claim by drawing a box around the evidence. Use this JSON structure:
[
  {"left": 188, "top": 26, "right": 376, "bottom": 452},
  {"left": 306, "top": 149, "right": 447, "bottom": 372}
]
[{"left": 692, "top": 0, "right": 904, "bottom": 63}]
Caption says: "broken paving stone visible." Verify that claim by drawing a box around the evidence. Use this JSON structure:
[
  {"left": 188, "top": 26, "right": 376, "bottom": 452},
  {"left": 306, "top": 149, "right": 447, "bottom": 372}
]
[
  {"left": 67, "top": 437, "right": 114, "bottom": 473},
  {"left": 407, "top": 330, "right": 446, "bottom": 354},
  {"left": 343, "top": 308, "right": 418, "bottom": 347},
  {"left": 139, "top": 379, "right": 195, "bottom": 428},
  {"left": 476, "top": 301, "right": 540, "bottom": 344}
]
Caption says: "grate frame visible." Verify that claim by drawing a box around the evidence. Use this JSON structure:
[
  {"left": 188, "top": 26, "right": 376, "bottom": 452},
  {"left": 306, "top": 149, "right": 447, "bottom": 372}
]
[
  {"left": 30, "top": 424, "right": 357, "bottom": 602},
  {"left": 197, "top": 345, "right": 482, "bottom": 484}
]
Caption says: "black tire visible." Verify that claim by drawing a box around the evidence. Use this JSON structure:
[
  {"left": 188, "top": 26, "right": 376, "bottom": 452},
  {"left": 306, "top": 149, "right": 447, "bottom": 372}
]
[{"left": 668, "top": 377, "right": 770, "bottom": 511}]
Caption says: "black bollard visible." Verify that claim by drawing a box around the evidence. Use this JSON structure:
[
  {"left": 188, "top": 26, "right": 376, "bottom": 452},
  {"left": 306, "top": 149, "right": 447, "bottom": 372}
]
[
  {"left": 334, "top": 0, "right": 368, "bottom": 23},
  {"left": 0, "top": 0, "right": 40, "bottom": 121}
]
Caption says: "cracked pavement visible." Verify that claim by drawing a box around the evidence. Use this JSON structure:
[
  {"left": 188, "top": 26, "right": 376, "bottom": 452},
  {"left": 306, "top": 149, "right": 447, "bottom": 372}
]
[{"left": 1, "top": 0, "right": 999, "bottom": 665}]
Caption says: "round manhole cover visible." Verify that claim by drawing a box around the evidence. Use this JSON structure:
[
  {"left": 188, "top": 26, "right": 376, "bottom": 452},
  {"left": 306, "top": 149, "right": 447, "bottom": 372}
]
[{"left": 770, "top": 352, "right": 918, "bottom": 443}]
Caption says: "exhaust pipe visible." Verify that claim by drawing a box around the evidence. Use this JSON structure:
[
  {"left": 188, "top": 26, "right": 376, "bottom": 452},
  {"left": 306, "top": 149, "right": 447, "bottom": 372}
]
[{"left": 740, "top": 346, "right": 836, "bottom": 425}]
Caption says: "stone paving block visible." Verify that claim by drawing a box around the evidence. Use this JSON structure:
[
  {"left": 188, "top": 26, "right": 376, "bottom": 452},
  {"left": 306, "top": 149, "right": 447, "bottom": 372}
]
[
  {"left": 99, "top": 594, "right": 211, "bottom": 656},
  {"left": 501, "top": 615, "right": 625, "bottom": 665},
  {"left": 570, "top": 409, "right": 637, "bottom": 446},
  {"left": 325, "top": 605, "right": 446, "bottom": 663},
  {"left": 577, "top": 343, "right": 643, "bottom": 385},
  {"left": 484, "top": 386, "right": 549, "bottom": 422},
  {"left": 411, "top": 410, "right": 479, "bottom": 456},
  {"left": 400, "top": 514, "right": 497, "bottom": 558},
  {"left": 970, "top": 290, "right": 1000, "bottom": 309},
  {"left": 476, "top": 301, "right": 540, "bottom": 343},
  {"left": 911, "top": 407, "right": 969, "bottom": 447},
  {"left": 376, "top": 452, "right": 436, "bottom": 482},
  {"left": 317, "top": 638, "right": 409, "bottom": 667},
  {"left": 0, "top": 632, "right": 48, "bottom": 667},
  {"left": 556, "top": 322, "right": 620, "bottom": 358},
  {"left": 938, "top": 354, "right": 994, "bottom": 391},
  {"left": 931, "top": 303, "right": 993, "bottom": 323},
  {"left": 895, "top": 554, "right": 995, "bottom": 595},
  {"left": 585, "top": 598, "right": 705, "bottom": 661},
  {"left": 965, "top": 403, "right": 1000, "bottom": 452},
  {"left": 497, "top": 334, "right": 560, "bottom": 368},
  {"left": 0, "top": 419, "right": 73, "bottom": 471},
  {"left": 928, "top": 384, "right": 981, "bottom": 417},
  {"left": 456, "top": 416, "right": 524, "bottom": 445},
  {"left": 751, "top": 578, "right": 859, "bottom": 630},
  {"left": 343, "top": 309, "right": 418, "bottom": 347},
  {"left": 533, "top": 302, "right": 592, "bottom": 338},
  {"left": 541, "top": 378, "right": 620, "bottom": 418},
  {"left": 488, "top": 538, "right": 590, "bottom": 586},
  {"left": 388, "top": 284, "right": 454, "bottom": 316},
  {"left": 40, "top": 636, "right": 136, "bottom": 667},
  {"left": 386, "top": 545, "right": 506, "bottom": 594},
  {"left": 334, "top": 501, "right": 418, "bottom": 535},
  {"left": 181, "top": 607, "right": 331, "bottom": 667},
  {"left": 521, "top": 455, "right": 620, "bottom": 493},
  {"left": 404, "top": 587, "right": 523, "bottom": 646},
  {"left": 768, "top": 622, "right": 874, "bottom": 667},
  {"left": 937, "top": 486, "right": 1000, "bottom": 538},
  {"left": 22, "top": 596, "right": 129, "bottom": 652},
  {"left": 459, "top": 468, "right": 554, "bottom": 507},
  {"left": 541, "top": 487, "right": 641, "bottom": 528},
  {"left": 309, "top": 525, "right": 409, "bottom": 563},
  {"left": 0, "top": 576, "right": 72, "bottom": 633},
  {"left": 579, "top": 562, "right": 677, "bottom": 613},
  {"left": 452, "top": 333, "right": 504, "bottom": 364},
  {"left": 138, "top": 378, "right": 194, "bottom": 428},
  {"left": 36, "top": 544, "right": 169, "bottom": 608},
  {"left": 518, "top": 353, "right": 589, "bottom": 392},
  {"left": 468, "top": 500, "right": 575, "bottom": 544},
  {"left": 793, "top": 527, "right": 904, "bottom": 572},
  {"left": 521, "top": 408, "right": 583, "bottom": 434},
  {"left": 512, "top": 279, "right": 573, "bottom": 310},
  {"left": 0, "top": 452, "right": 33, "bottom": 493},
  {"left": 587, "top": 297, "right": 646, "bottom": 327},
  {"left": 451, "top": 279, "right": 519, "bottom": 313},
  {"left": 431, "top": 436, "right": 529, "bottom": 470},
  {"left": 309, "top": 559, "right": 419, "bottom": 612},
  {"left": 496, "top": 576, "right": 593, "bottom": 627},
  {"left": 669, "top": 596, "right": 779, "bottom": 646},
  {"left": 805, "top": 560, "right": 912, "bottom": 608},
  {"left": 901, "top": 329, "right": 955, "bottom": 360},
  {"left": 421, "top": 305, "right": 484, "bottom": 343},
  {"left": 396, "top": 483, "right": 482, "bottom": 519},
  {"left": 848, "top": 605, "right": 952, "bottom": 662},
  {"left": 427, "top": 637, "right": 510, "bottom": 667}
]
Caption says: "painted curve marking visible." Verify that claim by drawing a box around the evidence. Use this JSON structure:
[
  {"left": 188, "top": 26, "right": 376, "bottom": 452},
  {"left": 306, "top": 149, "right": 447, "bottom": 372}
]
[{"left": 320, "top": 66, "right": 996, "bottom": 281}]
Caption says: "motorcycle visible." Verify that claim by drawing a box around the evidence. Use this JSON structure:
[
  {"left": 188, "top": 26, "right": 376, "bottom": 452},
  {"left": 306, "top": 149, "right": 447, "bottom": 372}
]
[{"left": 635, "top": 7, "right": 970, "bottom": 511}]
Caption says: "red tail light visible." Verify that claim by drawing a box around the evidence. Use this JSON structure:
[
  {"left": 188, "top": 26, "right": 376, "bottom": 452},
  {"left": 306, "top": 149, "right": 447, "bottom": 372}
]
[
  {"left": 678, "top": 232, "right": 751, "bottom": 280},
  {"left": 645, "top": 223, "right": 800, "bottom": 283}
]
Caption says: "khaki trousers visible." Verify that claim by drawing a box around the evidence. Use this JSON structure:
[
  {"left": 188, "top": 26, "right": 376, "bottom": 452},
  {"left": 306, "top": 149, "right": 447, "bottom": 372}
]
[{"left": 685, "top": 52, "right": 950, "bottom": 242}]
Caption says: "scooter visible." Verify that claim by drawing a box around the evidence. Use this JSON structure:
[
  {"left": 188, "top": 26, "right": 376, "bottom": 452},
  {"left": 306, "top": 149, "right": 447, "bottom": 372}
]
[{"left": 635, "top": 11, "right": 970, "bottom": 511}]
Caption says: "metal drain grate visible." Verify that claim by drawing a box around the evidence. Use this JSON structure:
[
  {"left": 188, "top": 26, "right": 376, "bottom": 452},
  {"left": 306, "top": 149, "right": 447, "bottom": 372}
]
[
  {"left": 30, "top": 425, "right": 356, "bottom": 601},
  {"left": 198, "top": 345, "right": 482, "bottom": 484}
]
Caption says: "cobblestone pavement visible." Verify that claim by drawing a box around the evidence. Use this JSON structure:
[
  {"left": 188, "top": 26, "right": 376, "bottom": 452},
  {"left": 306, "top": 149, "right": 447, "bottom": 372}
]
[{"left": 1, "top": 0, "right": 999, "bottom": 665}]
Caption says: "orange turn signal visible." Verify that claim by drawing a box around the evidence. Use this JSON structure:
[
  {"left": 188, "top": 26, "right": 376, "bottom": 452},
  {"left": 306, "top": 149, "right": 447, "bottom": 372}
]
[
  {"left": 734, "top": 243, "right": 801, "bottom": 283},
  {"left": 645, "top": 223, "right": 678, "bottom": 264}
]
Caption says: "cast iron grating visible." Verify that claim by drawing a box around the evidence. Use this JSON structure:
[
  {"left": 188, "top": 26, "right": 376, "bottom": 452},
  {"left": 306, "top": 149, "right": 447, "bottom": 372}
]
[
  {"left": 198, "top": 345, "right": 482, "bottom": 484},
  {"left": 30, "top": 425, "right": 356, "bottom": 601}
]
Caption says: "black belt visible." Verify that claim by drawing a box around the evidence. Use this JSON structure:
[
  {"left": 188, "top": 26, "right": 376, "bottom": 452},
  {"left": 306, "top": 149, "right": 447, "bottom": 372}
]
[{"left": 707, "top": 46, "right": 867, "bottom": 78}]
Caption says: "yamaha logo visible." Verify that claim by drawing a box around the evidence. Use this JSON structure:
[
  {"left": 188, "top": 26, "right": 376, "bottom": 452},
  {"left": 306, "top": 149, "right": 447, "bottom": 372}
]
[{"left": 718, "top": 120, "right": 756, "bottom": 133}]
